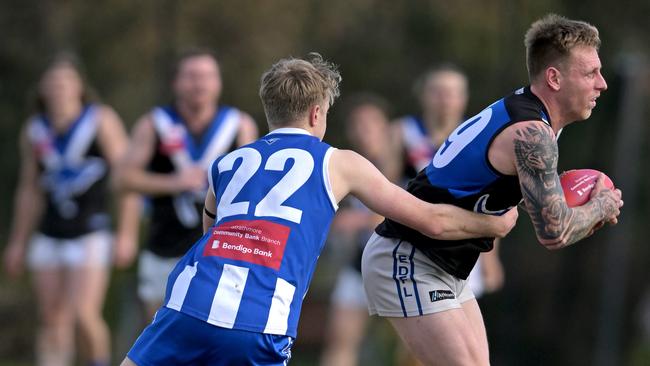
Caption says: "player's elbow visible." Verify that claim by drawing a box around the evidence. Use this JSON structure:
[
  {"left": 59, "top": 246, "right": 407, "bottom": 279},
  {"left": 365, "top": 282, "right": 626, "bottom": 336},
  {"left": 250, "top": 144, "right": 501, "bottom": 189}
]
[
  {"left": 423, "top": 221, "right": 446, "bottom": 239},
  {"left": 112, "top": 164, "right": 140, "bottom": 192}
]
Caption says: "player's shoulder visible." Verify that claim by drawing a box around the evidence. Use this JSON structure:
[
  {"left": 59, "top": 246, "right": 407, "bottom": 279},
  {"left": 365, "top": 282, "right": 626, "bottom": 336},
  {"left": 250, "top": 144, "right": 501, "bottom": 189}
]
[
  {"left": 219, "top": 105, "right": 249, "bottom": 119},
  {"left": 236, "top": 110, "right": 258, "bottom": 132},
  {"left": 92, "top": 103, "right": 117, "bottom": 116},
  {"left": 501, "top": 120, "right": 557, "bottom": 153},
  {"left": 330, "top": 148, "right": 368, "bottom": 170},
  {"left": 125, "top": 109, "right": 158, "bottom": 142},
  {"left": 92, "top": 103, "right": 124, "bottom": 127},
  {"left": 21, "top": 115, "right": 41, "bottom": 139},
  {"left": 507, "top": 119, "right": 555, "bottom": 137},
  {"left": 134, "top": 108, "right": 159, "bottom": 127},
  {"left": 24, "top": 113, "right": 42, "bottom": 126},
  {"left": 238, "top": 110, "right": 254, "bottom": 122},
  {"left": 502, "top": 86, "right": 551, "bottom": 125},
  {"left": 393, "top": 115, "right": 421, "bottom": 129},
  {"left": 392, "top": 115, "right": 411, "bottom": 124}
]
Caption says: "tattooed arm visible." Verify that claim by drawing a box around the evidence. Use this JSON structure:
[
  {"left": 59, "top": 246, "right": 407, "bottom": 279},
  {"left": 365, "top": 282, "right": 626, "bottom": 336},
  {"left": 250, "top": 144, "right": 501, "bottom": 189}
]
[{"left": 513, "top": 121, "right": 621, "bottom": 249}]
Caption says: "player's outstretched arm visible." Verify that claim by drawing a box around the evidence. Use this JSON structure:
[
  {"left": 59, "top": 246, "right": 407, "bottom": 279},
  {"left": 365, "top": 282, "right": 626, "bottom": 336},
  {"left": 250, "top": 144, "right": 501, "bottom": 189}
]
[
  {"left": 513, "top": 121, "right": 622, "bottom": 249},
  {"left": 97, "top": 106, "right": 142, "bottom": 268},
  {"left": 329, "top": 149, "right": 518, "bottom": 240}
]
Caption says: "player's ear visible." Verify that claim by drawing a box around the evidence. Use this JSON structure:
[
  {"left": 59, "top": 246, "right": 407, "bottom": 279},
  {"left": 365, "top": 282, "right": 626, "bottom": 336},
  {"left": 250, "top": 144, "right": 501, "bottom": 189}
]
[
  {"left": 546, "top": 67, "right": 562, "bottom": 91},
  {"left": 308, "top": 104, "right": 321, "bottom": 128}
]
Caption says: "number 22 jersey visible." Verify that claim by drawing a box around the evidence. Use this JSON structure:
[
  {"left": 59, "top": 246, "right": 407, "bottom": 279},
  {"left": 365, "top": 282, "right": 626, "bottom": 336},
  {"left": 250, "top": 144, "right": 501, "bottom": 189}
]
[
  {"left": 162, "top": 128, "right": 337, "bottom": 338},
  {"left": 377, "top": 86, "right": 552, "bottom": 280}
]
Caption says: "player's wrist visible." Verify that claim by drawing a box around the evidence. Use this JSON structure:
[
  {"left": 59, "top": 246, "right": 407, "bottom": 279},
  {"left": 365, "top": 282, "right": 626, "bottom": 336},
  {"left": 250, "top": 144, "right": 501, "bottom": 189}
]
[
  {"left": 494, "top": 217, "right": 510, "bottom": 238},
  {"left": 491, "top": 213, "right": 514, "bottom": 238},
  {"left": 592, "top": 192, "right": 618, "bottom": 221}
]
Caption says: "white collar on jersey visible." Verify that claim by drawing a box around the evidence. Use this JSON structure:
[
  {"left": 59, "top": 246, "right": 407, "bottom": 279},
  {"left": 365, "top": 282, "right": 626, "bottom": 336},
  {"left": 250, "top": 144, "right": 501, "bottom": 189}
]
[{"left": 266, "top": 127, "right": 312, "bottom": 136}]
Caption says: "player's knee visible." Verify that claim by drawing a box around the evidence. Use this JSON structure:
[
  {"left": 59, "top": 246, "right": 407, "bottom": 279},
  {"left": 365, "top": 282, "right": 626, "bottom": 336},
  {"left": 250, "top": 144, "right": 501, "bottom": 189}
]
[
  {"left": 327, "top": 326, "right": 362, "bottom": 348},
  {"left": 75, "top": 307, "right": 104, "bottom": 329},
  {"left": 461, "top": 341, "right": 490, "bottom": 366},
  {"left": 40, "top": 308, "right": 72, "bottom": 329},
  {"left": 429, "top": 350, "right": 485, "bottom": 366},
  {"left": 420, "top": 338, "right": 487, "bottom": 366}
]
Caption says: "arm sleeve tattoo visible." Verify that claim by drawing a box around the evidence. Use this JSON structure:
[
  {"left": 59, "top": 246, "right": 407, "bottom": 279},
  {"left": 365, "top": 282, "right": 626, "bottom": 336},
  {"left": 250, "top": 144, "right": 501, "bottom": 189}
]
[{"left": 514, "top": 122, "right": 616, "bottom": 248}]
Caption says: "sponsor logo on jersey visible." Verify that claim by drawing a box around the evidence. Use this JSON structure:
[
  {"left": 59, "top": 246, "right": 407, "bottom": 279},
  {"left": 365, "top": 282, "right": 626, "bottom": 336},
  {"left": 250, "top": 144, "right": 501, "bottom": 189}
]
[
  {"left": 429, "top": 290, "right": 455, "bottom": 302},
  {"left": 203, "top": 219, "right": 291, "bottom": 270},
  {"left": 473, "top": 194, "right": 511, "bottom": 215},
  {"left": 263, "top": 137, "right": 281, "bottom": 145},
  {"left": 159, "top": 125, "right": 187, "bottom": 154}
]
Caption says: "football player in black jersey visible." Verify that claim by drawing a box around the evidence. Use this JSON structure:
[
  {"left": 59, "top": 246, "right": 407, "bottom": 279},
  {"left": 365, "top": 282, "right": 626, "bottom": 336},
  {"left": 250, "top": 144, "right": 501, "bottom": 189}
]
[
  {"left": 362, "top": 14, "right": 623, "bottom": 366},
  {"left": 116, "top": 49, "right": 258, "bottom": 320},
  {"left": 4, "top": 54, "right": 140, "bottom": 366}
]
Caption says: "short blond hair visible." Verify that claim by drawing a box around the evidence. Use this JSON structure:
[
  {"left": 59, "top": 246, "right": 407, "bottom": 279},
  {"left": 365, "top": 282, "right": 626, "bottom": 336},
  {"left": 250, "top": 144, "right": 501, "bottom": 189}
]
[
  {"left": 259, "top": 53, "right": 341, "bottom": 126},
  {"left": 524, "top": 14, "right": 600, "bottom": 81}
]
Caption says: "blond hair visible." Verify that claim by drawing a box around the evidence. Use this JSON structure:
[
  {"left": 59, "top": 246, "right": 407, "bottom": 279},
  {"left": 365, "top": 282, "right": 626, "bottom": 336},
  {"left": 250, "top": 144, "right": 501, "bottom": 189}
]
[
  {"left": 259, "top": 53, "right": 341, "bottom": 126},
  {"left": 524, "top": 14, "right": 600, "bottom": 81}
]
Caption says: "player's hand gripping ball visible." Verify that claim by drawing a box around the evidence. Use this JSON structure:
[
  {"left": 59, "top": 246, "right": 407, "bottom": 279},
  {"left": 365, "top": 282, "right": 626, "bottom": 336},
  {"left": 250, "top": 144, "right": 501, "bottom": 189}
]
[{"left": 560, "top": 169, "right": 614, "bottom": 207}]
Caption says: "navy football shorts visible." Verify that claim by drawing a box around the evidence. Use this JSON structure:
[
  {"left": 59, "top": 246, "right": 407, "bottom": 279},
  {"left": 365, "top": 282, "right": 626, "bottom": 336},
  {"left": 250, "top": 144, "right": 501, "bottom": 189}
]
[{"left": 128, "top": 307, "right": 294, "bottom": 365}]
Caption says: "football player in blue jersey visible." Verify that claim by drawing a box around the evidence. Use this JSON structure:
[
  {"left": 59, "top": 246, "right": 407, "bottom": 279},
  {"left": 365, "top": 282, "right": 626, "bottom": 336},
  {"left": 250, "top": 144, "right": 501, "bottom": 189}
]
[
  {"left": 116, "top": 49, "right": 258, "bottom": 321},
  {"left": 120, "top": 53, "right": 518, "bottom": 366},
  {"left": 363, "top": 14, "right": 623, "bottom": 365},
  {"left": 4, "top": 54, "right": 140, "bottom": 366}
]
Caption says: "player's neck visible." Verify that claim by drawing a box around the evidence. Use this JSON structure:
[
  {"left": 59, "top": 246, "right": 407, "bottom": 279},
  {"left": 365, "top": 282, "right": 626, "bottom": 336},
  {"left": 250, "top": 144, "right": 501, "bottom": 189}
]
[
  {"left": 530, "top": 84, "right": 566, "bottom": 134},
  {"left": 46, "top": 100, "right": 84, "bottom": 133},
  {"left": 270, "top": 124, "right": 311, "bottom": 134},
  {"left": 176, "top": 101, "right": 217, "bottom": 133}
]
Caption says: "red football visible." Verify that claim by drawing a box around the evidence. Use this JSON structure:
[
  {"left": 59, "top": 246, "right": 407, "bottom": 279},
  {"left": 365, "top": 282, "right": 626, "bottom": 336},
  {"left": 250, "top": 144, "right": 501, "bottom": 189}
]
[{"left": 560, "top": 169, "right": 614, "bottom": 207}]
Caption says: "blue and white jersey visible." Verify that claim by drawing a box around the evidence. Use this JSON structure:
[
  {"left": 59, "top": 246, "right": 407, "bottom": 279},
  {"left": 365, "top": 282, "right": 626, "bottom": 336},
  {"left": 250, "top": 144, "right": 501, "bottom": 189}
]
[
  {"left": 27, "top": 104, "right": 111, "bottom": 238},
  {"left": 152, "top": 105, "right": 243, "bottom": 170},
  {"left": 163, "top": 128, "right": 337, "bottom": 337},
  {"left": 377, "top": 86, "right": 552, "bottom": 279},
  {"left": 400, "top": 116, "right": 436, "bottom": 177}
]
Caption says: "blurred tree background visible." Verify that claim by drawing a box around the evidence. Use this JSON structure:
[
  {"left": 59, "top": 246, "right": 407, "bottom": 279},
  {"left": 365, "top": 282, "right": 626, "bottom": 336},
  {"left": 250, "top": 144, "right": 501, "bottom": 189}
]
[{"left": 1, "top": 0, "right": 649, "bottom": 365}]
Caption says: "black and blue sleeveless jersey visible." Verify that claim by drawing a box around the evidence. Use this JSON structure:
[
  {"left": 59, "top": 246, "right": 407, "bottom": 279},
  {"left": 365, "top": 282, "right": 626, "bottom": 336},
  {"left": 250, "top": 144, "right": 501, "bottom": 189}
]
[
  {"left": 28, "top": 104, "right": 111, "bottom": 239},
  {"left": 376, "top": 86, "right": 551, "bottom": 279}
]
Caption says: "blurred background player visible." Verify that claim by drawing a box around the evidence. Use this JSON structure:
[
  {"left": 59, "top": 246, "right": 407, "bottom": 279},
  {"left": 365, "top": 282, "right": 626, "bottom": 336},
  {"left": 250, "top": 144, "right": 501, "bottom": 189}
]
[
  {"left": 320, "top": 93, "right": 400, "bottom": 366},
  {"left": 396, "top": 65, "right": 469, "bottom": 178},
  {"left": 3, "top": 53, "right": 140, "bottom": 366},
  {"left": 116, "top": 49, "right": 258, "bottom": 320}
]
